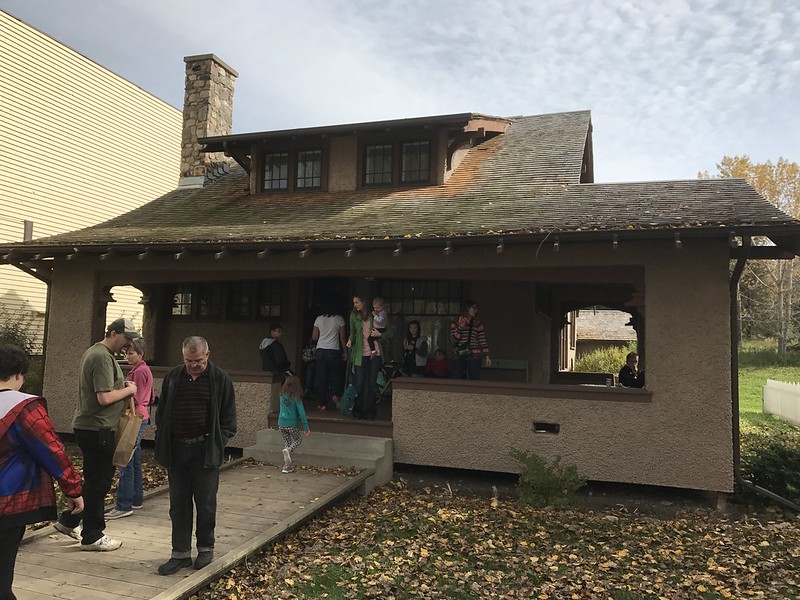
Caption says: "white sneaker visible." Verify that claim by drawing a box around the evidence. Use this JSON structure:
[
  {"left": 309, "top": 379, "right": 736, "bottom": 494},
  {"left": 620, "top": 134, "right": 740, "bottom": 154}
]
[
  {"left": 80, "top": 535, "right": 122, "bottom": 551},
  {"left": 105, "top": 508, "right": 133, "bottom": 520},
  {"left": 282, "top": 448, "right": 291, "bottom": 465},
  {"left": 53, "top": 522, "right": 81, "bottom": 540}
]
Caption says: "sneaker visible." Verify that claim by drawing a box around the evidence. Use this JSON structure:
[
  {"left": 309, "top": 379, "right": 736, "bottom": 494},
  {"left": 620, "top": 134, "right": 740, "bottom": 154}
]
[
  {"left": 282, "top": 465, "right": 294, "bottom": 473},
  {"left": 53, "top": 521, "right": 81, "bottom": 540},
  {"left": 80, "top": 535, "right": 122, "bottom": 551},
  {"left": 105, "top": 508, "right": 133, "bottom": 520},
  {"left": 132, "top": 503, "right": 143, "bottom": 510},
  {"left": 157, "top": 557, "right": 193, "bottom": 575},
  {"left": 282, "top": 448, "right": 291, "bottom": 465},
  {"left": 194, "top": 551, "right": 214, "bottom": 570}
]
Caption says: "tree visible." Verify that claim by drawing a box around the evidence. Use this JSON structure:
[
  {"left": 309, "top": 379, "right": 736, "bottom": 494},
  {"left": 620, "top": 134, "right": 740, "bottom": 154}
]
[{"left": 699, "top": 156, "right": 800, "bottom": 355}]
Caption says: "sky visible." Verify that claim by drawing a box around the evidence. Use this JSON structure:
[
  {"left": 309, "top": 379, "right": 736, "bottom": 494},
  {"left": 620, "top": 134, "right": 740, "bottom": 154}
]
[{"left": 2, "top": 0, "right": 798, "bottom": 183}]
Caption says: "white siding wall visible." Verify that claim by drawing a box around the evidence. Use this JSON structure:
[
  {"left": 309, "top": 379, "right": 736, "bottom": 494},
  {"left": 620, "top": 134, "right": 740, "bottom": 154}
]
[{"left": 0, "top": 11, "right": 181, "bottom": 349}]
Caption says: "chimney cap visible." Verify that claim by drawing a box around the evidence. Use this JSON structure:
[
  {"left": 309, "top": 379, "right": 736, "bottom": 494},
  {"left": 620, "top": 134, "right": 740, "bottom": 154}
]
[{"left": 183, "top": 54, "right": 238, "bottom": 78}]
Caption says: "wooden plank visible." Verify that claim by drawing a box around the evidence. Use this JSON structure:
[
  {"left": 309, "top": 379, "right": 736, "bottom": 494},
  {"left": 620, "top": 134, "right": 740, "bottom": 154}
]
[{"left": 12, "top": 463, "right": 371, "bottom": 600}]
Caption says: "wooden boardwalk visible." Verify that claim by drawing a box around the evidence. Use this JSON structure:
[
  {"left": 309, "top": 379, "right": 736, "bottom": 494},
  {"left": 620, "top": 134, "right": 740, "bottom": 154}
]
[{"left": 13, "top": 460, "right": 371, "bottom": 600}]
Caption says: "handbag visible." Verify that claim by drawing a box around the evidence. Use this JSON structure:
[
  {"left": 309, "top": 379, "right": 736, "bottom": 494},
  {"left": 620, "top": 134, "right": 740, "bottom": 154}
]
[
  {"left": 339, "top": 351, "right": 357, "bottom": 417},
  {"left": 113, "top": 396, "right": 143, "bottom": 467}
]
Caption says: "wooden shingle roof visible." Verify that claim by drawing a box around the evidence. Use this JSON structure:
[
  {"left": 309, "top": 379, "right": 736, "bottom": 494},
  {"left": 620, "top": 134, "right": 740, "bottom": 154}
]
[{"left": 4, "top": 110, "right": 798, "bottom": 252}]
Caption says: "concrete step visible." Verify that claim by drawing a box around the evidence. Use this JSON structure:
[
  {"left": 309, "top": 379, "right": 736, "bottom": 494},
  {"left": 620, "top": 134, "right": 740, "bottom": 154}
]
[{"left": 244, "top": 429, "right": 393, "bottom": 495}]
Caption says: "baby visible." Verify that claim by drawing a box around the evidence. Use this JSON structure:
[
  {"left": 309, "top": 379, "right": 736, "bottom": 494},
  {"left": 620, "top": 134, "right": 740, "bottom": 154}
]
[{"left": 368, "top": 297, "right": 387, "bottom": 357}]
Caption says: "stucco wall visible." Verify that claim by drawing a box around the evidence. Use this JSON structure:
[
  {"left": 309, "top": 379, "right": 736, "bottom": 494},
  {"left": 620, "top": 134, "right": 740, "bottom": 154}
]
[
  {"left": 40, "top": 237, "right": 734, "bottom": 490},
  {"left": 393, "top": 240, "right": 733, "bottom": 492},
  {"left": 328, "top": 137, "right": 357, "bottom": 192}
]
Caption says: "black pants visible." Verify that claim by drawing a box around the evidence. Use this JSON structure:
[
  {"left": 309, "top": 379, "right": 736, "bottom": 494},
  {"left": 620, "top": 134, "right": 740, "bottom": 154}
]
[
  {"left": 314, "top": 348, "right": 344, "bottom": 406},
  {"left": 58, "top": 428, "right": 114, "bottom": 544},
  {"left": 167, "top": 440, "right": 220, "bottom": 558},
  {"left": 0, "top": 525, "right": 24, "bottom": 600},
  {"left": 353, "top": 355, "right": 381, "bottom": 419}
]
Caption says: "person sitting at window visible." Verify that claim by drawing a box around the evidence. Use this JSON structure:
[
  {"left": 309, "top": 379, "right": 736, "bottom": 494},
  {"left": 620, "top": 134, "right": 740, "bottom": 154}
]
[
  {"left": 424, "top": 348, "right": 451, "bottom": 378},
  {"left": 619, "top": 352, "right": 644, "bottom": 388}
]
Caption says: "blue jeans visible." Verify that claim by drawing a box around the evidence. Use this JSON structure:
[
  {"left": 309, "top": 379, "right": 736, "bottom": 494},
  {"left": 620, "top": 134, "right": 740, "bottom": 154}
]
[
  {"left": 167, "top": 439, "right": 219, "bottom": 558},
  {"left": 450, "top": 357, "right": 482, "bottom": 380},
  {"left": 116, "top": 419, "right": 148, "bottom": 510},
  {"left": 353, "top": 355, "right": 381, "bottom": 419},
  {"left": 314, "top": 348, "right": 344, "bottom": 406}
]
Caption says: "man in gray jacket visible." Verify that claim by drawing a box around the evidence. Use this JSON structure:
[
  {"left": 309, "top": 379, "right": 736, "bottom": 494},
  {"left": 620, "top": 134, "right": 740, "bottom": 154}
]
[{"left": 154, "top": 336, "right": 236, "bottom": 575}]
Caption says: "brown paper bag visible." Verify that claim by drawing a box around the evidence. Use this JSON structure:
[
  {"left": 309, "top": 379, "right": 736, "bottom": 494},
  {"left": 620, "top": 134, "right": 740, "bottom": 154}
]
[{"left": 113, "top": 397, "right": 143, "bottom": 467}]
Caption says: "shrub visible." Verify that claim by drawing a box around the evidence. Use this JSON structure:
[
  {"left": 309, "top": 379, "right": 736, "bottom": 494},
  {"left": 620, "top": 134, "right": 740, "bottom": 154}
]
[
  {"left": 509, "top": 448, "right": 585, "bottom": 507},
  {"left": 0, "top": 303, "right": 43, "bottom": 395},
  {"left": 574, "top": 341, "right": 636, "bottom": 374},
  {"left": 739, "top": 414, "right": 800, "bottom": 505},
  {"left": 0, "top": 303, "right": 38, "bottom": 354}
]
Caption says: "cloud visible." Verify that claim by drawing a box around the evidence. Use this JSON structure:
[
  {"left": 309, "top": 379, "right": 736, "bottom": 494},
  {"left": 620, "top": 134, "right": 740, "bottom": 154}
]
[{"left": 2, "top": 0, "right": 798, "bottom": 181}]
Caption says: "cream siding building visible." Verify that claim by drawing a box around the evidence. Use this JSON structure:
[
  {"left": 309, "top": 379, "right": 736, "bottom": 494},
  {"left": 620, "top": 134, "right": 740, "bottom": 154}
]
[{"left": 0, "top": 10, "right": 181, "bottom": 349}]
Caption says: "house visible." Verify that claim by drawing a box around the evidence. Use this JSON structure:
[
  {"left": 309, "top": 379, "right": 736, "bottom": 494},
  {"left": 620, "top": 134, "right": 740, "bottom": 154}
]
[
  {"left": 574, "top": 307, "right": 637, "bottom": 363},
  {"left": 2, "top": 53, "right": 799, "bottom": 495},
  {"left": 0, "top": 10, "right": 181, "bottom": 348}
]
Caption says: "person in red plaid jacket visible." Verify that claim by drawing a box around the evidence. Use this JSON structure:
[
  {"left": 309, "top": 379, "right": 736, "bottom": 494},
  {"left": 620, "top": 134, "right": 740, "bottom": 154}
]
[{"left": 0, "top": 344, "right": 83, "bottom": 600}]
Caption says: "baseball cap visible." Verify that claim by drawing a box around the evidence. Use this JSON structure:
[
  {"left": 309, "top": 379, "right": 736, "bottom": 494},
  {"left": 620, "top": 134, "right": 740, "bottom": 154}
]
[{"left": 107, "top": 318, "right": 141, "bottom": 340}]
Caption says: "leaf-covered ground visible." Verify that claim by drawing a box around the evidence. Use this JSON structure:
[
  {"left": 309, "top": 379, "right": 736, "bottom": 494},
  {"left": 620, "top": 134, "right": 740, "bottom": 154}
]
[{"left": 190, "top": 478, "right": 800, "bottom": 600}]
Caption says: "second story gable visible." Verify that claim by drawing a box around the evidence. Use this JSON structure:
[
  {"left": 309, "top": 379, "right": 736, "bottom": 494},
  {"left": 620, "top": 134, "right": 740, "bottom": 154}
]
[{"left": 201, "top": 113, "right": 519, "bottom": 194}]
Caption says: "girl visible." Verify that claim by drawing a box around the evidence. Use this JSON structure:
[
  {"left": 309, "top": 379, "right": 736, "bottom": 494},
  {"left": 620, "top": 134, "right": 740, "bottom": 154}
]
[
  {"left": 106, "top": 337, "right": 152, "bottom": 519},
  {"left": 277, "top": 374, "right": 310, "bottom": 473},
  {"left": 402, "top": 320, "right": 428, "bottom": 376}
]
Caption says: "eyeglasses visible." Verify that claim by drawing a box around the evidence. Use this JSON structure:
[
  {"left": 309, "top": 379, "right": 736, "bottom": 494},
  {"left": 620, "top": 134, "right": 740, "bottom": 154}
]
[{"left": 183, "top": 358, "right": 207, "bottom": 367}]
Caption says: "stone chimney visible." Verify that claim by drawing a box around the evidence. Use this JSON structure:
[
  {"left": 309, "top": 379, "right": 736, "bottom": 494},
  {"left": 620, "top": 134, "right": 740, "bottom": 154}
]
[{"left": 179, "top": 54, "right": 238, "bottom": 188}]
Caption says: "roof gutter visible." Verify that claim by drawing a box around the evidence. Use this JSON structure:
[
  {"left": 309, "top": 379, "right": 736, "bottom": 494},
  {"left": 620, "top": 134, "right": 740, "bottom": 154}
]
[{"left": 730, "top": 235, "right": 800, "bottom": 511}]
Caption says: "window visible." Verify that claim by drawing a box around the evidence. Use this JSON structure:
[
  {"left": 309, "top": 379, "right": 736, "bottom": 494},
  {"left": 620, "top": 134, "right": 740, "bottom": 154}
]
[
  {"left": 362, "top": 139, "right": 432, "bottom": 186},
  {"left": 198, "top": 283, "right": 223, "bottom": 318},
  {"left": 167, "top": 280, "right": 285, "bottom": 320},
  {"left": 263, "top": 152, "right": 289, "bottom": 190},
  {"left": 257, "top": 281, "right": 283, "bottom": 318},
  {"left": 296, "top": 150, "right": 322, "bottom": 188},
  {"left": 171, "top": 285, "right": 193, "bottom": 317},
  {"left": 378, "top": 280, "right": 462, "bottom": 316},
  {"left": 262, "top": 148, "right": 324, "bottom": 191},
  {"left": 364, "top": 144, "right": 393, "bottom": 185},
  {"left": 401, "top": 141, "right": 430, "bottom": 183},
  {"left": 227, "top": 282, "right": 256, "bottom": 320}
]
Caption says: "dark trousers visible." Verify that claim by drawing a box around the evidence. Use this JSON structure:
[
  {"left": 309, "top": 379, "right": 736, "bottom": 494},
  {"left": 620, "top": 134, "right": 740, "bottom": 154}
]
[
  {"left": 0, "top": 525, "right": 24, "bottom": 600},
  {"left": 59, "top": 428, "right": 114, "bottom": 544},
  {"left": 450, "top": 356, "right": 482, "bottom": 380},
  {"left": 314, "top": 348, "right": 344, "bottom": 406},
  {"left": 353, "top": 355, "right": 381, "bottom": 419},
  {"left": 167, "top": 440, "right": 220, "bottom": 558}
]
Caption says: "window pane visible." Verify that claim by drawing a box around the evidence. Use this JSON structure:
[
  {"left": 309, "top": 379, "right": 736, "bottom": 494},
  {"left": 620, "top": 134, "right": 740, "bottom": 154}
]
[
  {"left": 365, "top": 144, "right": 393, "bottom": 185},
  {"left": 171, "top": 285, "right": 192, "bottom": 317},
  {"left": 263, "top": 152, "right": 289, "bottom": 190},
  {"left": 401, "top": 141, "right": 430, "bottom": 183},
  {"left": 198, "top": 283, "right": 223, "bottom": 318},
  {"left": 227, "top": 282, "right": 254, "bottom": 319},
  {"left": 296, "top": 150, "right": 322, "bottom": 188},
  {"left": 257, "top": 281, "right": 284, "bottom": 318}
]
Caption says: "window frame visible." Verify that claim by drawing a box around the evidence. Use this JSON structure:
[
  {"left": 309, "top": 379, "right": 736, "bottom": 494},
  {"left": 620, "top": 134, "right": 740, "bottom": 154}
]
[
  {"left": 259, "top": 142, "right": 327, "bottom": 193},
  {"left": 166, "top": 280, "right": 286, "bottom": 321},
  {"left": 359, "top": 135, "right": 435, "bottom": 188}
]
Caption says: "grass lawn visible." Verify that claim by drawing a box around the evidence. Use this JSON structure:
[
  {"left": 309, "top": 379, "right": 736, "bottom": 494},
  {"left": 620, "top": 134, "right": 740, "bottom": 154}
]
[{"left": 739, "top": 365, "right": 800, "bottom": 414}]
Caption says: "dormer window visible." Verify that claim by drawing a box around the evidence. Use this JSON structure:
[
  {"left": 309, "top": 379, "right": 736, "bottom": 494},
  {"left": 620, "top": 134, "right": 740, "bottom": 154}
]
[
  {"left": 262, "top": 147, "right": 324, "bottom": 191},
  {"left": 362, "top": 138, "right": 431, "bottom": 186},
  {"left": 264, "top": 152, "right": 289, "bottom": 190},
  {"left": 296, "top": 150, "right": 322, "bottom": 188},
  {"left": 401, "top": 141, "right": 430, "bottom": 183}
]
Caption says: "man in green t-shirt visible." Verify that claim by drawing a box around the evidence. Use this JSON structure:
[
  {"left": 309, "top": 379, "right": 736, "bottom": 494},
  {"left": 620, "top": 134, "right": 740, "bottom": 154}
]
[{"left": 54, "top": 318, "right": 140, "bottom": 551}]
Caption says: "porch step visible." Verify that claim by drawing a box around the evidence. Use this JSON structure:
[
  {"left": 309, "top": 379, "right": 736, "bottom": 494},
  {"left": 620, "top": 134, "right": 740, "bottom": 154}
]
[
  {"left": 267, "top": 412, "right": 393, "bottom": 438},
  {"left": 244, "top": 430, "right": 393, "bottom": 495}
]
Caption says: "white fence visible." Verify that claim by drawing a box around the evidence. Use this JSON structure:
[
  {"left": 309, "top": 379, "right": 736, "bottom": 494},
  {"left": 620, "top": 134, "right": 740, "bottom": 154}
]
[{"left": 763, "top": 379, "right": 800, "bottom": 426}]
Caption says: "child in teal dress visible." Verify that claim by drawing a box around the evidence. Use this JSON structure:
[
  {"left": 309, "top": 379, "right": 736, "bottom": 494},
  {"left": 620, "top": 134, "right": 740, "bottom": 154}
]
[{"left": 277, "top": 374, "right": 310, "bottom": 473}]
